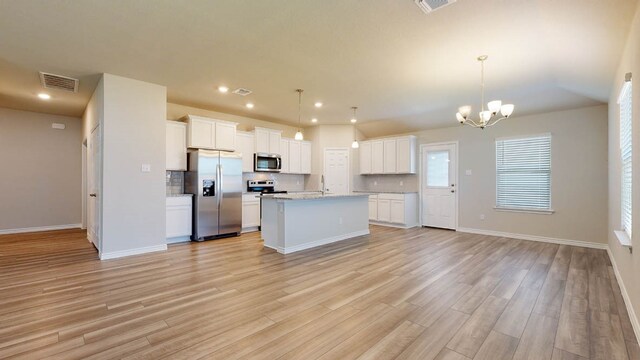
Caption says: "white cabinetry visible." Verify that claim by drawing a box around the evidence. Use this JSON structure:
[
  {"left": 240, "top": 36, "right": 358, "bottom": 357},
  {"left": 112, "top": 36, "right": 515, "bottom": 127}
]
[
  {"left": 166, "top": 196, "right": 192, "bottom": 242},
  {"left": 360, "top": 142, "right": 372, "bottom": 174},
  {"left": 185, "top": 115, "right": 238, "bottom": 151},
  {"left": 359, "top": 136, "right": 416, "bottom": 175},
  {"left": 255, "top": 127, "right": 282, "bottom": 154},
  {"left": 166, "top": 121, "right": 187, "bottom": 171},
  {"left": 288, "top": 140, "right": 301, "bottom": 173},
  {"left": 280, "top": 139, "right": 290, "bottom": 173},
  {"left": 301, "top": 141, "right": 311, "bottom": 174},
  {"left": 367, "top": 193, "right": 418, "bottom": 228},
  {"left": 242, "top": 194, "right": 260, "bottom": 232},
  {"left": 236, "top": 131, "right": 255, "bottom": 172}
]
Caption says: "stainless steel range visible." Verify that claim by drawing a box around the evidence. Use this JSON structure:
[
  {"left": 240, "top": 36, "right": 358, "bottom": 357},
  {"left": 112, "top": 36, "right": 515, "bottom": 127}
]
[{"left": 247, "top": 180, "right": 287, "bottom": 230}]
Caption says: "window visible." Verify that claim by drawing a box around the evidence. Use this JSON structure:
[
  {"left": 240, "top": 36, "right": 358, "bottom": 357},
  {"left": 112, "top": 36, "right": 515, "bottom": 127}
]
[
  {"left": 619, "top": 78, "right": 633, "bottom": 239},
  {"left": 496, "top": 134, "right": 552, "bottom": 212}
]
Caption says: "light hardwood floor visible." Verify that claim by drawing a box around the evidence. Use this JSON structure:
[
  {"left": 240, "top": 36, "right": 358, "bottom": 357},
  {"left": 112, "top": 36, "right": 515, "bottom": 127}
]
[{"left": 0, "top": 226, "right": 637, "bottom": 359}]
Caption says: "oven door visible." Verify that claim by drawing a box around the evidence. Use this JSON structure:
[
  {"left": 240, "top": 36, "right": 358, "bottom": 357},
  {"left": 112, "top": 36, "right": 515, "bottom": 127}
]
[{"left": 254, "top": 153, "right": 281, "bottom": 172}]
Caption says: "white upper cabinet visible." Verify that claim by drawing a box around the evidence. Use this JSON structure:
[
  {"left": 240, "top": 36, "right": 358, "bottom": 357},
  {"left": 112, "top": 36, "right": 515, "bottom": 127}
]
[
  {"left": 166, "top": 121, "right": 187, "bottom": 171},
  {"left": 371, "top": 140, "right": 384, "bottom": 174},
  {"left": 359, "top": 136, "right": 416, "bottom": 175},
  {"left": 395, "top": 136, "right": 416, "bottom": 174},
  {"left": 280, "top": 139, "right": 290, "bottom": 173},
  {"left": 359, "top": 142, "right": 372, "bottom": 174},
  {"left": 288, "top": 140, "right": 301, "bottom": 174},
  {"left": 215, "top": 122, "right": 237, "bottom": 151},
  {"left": 254, "top": 127, "right": 282, "bottom": 154},
  {"left": 301, "top": 141, "right": 311, "bottom": 174},
  {"left": 236, "top": 131, "right": 255, "bottom": 172},
  {"left": 383, "top": 139, "right": 397, "bottom": 173},
  {"left": 185, "top": 115, "right": 237, "bottom": 151}
]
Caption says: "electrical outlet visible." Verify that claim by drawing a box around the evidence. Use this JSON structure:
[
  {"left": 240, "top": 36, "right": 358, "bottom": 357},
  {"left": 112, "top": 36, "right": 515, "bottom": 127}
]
[
  {"left": 374, "top": 181, "right": 378, "bottom": 186},
  {"left": 480, "top": 214, "right": 485, "bottom": 220},
  {"left": 466, "top": 169, "right": 472, "bottom": 175},
  {"left": 141, "top": 164, "right": 151, "bottom": 172},
  {"left": 400, "top": 181, "right": 404, "bottom": 186}
]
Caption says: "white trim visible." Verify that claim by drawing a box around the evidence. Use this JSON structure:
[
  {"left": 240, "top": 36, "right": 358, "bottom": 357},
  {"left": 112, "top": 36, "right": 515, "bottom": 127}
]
[
  {"left": 618, "top": 81, "right": 632, "bottom": 104},
  {"left": 456, "top": 227, "right": 607, "bottom": 250},
  {"left": 495, "top": 132, "right": 552, "bottom": 142},
  {"left": 606, "top": 247, "right": 640, "bottom": 342},
  {"left": 241, "top": 226, "right": 260, "bottom": 234},
  {"left": 419, "top": 141, "right": 459, "bottom": 230},
  {"left": 494, "top": 207, "right": 555, "bottom": 215},
  {"left": 369, "top": 221, "right": 418, "bottom": 229},
  {"left": 167, "top": 236, "right": 191, "bottom": 244},
  {"left": 99, "top": 244, "right": 167, "bottom": 260},
  {"left": 266, "top": 229, "right": 370, "bottom": 254},
  {"left": 0, "top": 223, "right": 82, "bottom": 235},
  {"left": 614, "top": 230, "right": 632, "bottom": 248}
]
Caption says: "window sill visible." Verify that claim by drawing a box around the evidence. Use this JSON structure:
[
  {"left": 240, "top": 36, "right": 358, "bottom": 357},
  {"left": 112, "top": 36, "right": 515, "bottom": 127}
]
[
  {"left": 494, "top": 207, "right": 555, "bottom": 215},
  {"left": 614, "top": 230, "right": 632, "bottom": 252}
]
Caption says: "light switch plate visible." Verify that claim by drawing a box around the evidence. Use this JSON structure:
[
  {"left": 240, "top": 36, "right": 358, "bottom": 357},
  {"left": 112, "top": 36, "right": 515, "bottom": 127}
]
[
  {"left": 141, "top": 164, "right": 151, "bottom": 172},
  {"left": 51, "top": 123, "right": 66, "bottom": 130},
  {"left": 465, "top": 169, "right": 472, "bottom": 175}
]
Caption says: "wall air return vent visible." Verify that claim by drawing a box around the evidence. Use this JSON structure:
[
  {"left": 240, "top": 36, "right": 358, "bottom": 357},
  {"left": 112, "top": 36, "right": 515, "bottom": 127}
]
[
  {"left": 232, "top": 88, "right": 252, "bottom": 96},
  {"left": 39, "top": 72, "right": 79, "bottom": 93},
  {"left": 414, "top": 0, "right": 456, "bottom": 14}
]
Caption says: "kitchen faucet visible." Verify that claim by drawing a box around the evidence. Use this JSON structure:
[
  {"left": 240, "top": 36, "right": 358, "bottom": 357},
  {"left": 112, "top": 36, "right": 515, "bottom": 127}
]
[{"left": 321, "top": 175, "right": 326, "bottom": 195}]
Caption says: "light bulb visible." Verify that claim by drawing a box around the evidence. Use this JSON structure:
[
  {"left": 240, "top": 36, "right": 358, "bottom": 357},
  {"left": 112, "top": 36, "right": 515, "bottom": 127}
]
[
  {"left": 38, "top": 93, "right": 51, "bottom": 100},
  {"left": 456, "top": 112, "right": 465, "bottom": 124},
  {"left": 311, "top": 118, "right": 318, "bottom": 123},
  {"left": 294, "top": 131, "right": 303, "bottom": 141},
  {"left": 218, "top": 86, "right": 229, "bottom": 93},
  {"left": 350, "top": 118, "right": 357, "bottom": 123},
  {"left": 458, "top": 106, "right": 471, "bottom": 118},
  {"left": 501, "top": 104, "right": 514, "bottom": 117},
  {"left": 314, "top": 102, "right": 323, "bottom": 108},
  {"left": 488, "top": 100, "right": 502, "bottom": 114},
  {"left": 480, "top": 110, "right": 492, "bottom": 122},
  {"left": 351, "top": 140, "right": 359, "bottom": 149},
  {"left": 245, "top": 103, "right": 254, "bottom": 109}
]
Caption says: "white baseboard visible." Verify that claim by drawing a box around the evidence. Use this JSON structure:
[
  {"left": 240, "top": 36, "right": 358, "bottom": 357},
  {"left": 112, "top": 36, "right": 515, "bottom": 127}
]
[
  {"left": 606, "top": 247, "right": 640, "bottom": 342},
  {"left": 100, "top": 244, "right": 167, "bottom": 260},
  {"left": 241, "top": 226, "right": 260, "bottom": 234},
  {"left": 456, "top": 227, "right": 608, "bottom": 250},
  {"left": 269, "top": 229, "right": 370, "bottom": 254},
  {"left": 167, "top": 236, "right": 191, "bottom": 244},
  {"left": 0, "top": 223, "right": 82, "bottom": 235},
  {"left": 369, "top": 221, "right": 418, "bottom": 229}
]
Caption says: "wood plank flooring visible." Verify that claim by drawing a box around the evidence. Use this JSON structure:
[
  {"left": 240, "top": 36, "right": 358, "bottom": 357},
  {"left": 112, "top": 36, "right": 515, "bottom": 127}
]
[{"left": 0, "top": 225, "right": 637, "bottom": 359}]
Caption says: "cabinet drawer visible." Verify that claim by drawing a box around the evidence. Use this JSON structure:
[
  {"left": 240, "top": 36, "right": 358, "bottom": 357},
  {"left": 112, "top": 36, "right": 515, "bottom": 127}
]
[
  {"left": 242, "top": 194, "right": 260, "bottom": 203},
  {"left": 166, "top": 196, "right": 192, "bottom": 206},
  {"left": 378, "top": 193, "right": 404, "bottom": 201}
]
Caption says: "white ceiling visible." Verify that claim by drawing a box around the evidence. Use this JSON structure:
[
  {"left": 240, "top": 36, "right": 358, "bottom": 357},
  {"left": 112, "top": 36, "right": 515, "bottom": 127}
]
[{"left": 0, "top": 0, "right": 637, "bottom": 137}]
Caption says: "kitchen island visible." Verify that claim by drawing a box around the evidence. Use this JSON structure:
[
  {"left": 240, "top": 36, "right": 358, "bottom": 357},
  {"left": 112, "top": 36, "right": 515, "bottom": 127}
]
[{"left": 260, "top": 193, "right": 370, "bottom": 254}]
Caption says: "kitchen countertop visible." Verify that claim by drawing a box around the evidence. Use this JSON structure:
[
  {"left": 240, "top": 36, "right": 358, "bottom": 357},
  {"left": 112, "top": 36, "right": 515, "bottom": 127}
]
[
  {"left": 353, "top": 190, "right": 418, "bottom": 194},
  {"left": 260, "top": 193, "right": 371, "bottom": 200},
  {"left": 166, "top": 193, "right": 194, "bottom": 197}
]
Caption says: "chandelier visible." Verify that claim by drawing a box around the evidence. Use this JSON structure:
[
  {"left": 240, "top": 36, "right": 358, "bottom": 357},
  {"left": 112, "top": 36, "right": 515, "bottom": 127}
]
[{"left": 456, "top": 55, "right": 514, "bottom": 129}]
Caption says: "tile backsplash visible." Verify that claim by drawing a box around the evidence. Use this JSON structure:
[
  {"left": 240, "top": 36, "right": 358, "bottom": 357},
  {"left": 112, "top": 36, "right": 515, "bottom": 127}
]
[
  {"left": 353, "top": 174, "right": 419, "bottom": 193},
  {"left": 166, "top": 171, "right": 184, "bottom": 195}
]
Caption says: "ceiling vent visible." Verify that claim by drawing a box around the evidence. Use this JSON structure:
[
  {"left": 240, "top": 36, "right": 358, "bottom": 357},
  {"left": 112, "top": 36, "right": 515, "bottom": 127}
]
[
  {"left": 414, "top": 0, "right": 456, "bottom": 14},
  {"left": 232, "top": 88, "right": 252, "bottom": 96},
  {"left": 39, "top": 72, "right": 79, "bottom": 93}
]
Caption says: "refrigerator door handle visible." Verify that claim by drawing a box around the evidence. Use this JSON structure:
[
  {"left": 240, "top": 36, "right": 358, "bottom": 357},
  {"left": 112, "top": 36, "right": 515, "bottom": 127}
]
[{"left": 219, "top": 164, "right": 224, "bottom": 204}]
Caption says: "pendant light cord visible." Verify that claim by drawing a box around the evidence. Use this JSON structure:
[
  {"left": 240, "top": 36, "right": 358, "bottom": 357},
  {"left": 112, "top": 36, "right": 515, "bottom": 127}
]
[
  {"left": 480, "top": 59, "right": 485, "bottom": 112},
  {"left": 296, "top": 89, "right": 303, "bottom": 131}
]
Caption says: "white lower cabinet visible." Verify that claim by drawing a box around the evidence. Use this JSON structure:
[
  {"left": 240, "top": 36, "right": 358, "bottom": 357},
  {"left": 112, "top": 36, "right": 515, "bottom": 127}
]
[
  {"left": 242, "top": 194, "right": 260, "bottom": 232},
  {"left": 166, "top": 196, "right": 192, "bottom": 243},
  {"left": 367, "top": 193, "right": 418, "bottom": 228}
]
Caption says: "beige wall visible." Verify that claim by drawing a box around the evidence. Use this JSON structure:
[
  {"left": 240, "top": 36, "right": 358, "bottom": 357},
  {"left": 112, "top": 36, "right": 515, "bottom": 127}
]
[
  {"left": 167, "top": 103, "right": 301, "bottom": 138},
  {"left": 100, "top": 74, "right": 167, "bottom": 255},
  {"left": 608, "top": 2, "right": 640, "bottom": 338},
  {"left": 0, "top": 107, "right": 82, "bottom": 230}
]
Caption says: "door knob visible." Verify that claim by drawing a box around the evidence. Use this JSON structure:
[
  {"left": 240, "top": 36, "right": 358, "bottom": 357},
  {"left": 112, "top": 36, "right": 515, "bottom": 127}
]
[
  {"left": 89, "top": 193, "right": 97, "bottom": 197},
  {"left": 450, "top": 190, "right": 455, "bottom": 193}
]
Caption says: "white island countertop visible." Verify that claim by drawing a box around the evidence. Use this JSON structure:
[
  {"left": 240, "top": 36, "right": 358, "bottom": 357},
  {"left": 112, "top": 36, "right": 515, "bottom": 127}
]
[{"left": 259, "top": 192, "right": 371, "bottom": 200}]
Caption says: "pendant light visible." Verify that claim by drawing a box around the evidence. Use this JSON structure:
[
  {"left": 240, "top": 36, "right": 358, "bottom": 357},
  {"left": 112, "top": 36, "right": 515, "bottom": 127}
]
[
  {"left": 294, "top": 89, "right": 304, "bottom": 140},
  {"left": 351, "top": 106, "right": 359, "bottom": 148}
]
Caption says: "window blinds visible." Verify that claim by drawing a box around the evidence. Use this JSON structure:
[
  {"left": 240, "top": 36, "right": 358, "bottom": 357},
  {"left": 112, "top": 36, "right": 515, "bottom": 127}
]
[
  {"left": 496, "top": 135, "right": 551, "bottom": 211},
  {"left": 620, "top": 81, "right": 632, "bottom": 237}
]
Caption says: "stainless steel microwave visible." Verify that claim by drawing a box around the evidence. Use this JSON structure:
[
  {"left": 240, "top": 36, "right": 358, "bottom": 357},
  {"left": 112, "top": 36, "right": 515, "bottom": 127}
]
[{"left": 254, "top": 153, "right": 281, "bottom": 172}]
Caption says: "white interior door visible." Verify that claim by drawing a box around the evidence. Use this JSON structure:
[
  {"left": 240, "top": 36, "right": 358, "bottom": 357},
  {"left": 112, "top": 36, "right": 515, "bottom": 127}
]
[
  {"left": 88, "top": 126, "right": 101, "bottom": 251},
  {"left": 323, "top": 148, "right": 349, "bottom": 195},
  {"left": 421, "top": 143, "right": 457, "bottom": 229}
]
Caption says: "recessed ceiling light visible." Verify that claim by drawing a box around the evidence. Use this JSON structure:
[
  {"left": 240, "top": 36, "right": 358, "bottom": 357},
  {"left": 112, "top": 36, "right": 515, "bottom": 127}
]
[
  {"left": 311, "top": 118, "right": 318, "bottom": 123},
  {"left": 38, "top": 93, "right": 51, "bottom": 100},
  {"left": 246, "top": 103, "right": 254, "bottom": 109},
  {"left": 314, "top": 102, "right": 323, "bottom": 108},
  {"left": 218, "top": 86, "right": 229, "bottom": 93},
  {"left": 350, "top": 118, "right": 357, "bottom": 123}
]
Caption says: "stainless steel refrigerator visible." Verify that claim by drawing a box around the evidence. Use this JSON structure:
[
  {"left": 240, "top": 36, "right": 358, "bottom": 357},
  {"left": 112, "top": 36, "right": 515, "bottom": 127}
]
[{"left": 185, "top": 149, "right": 243, "bottom": 241}]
